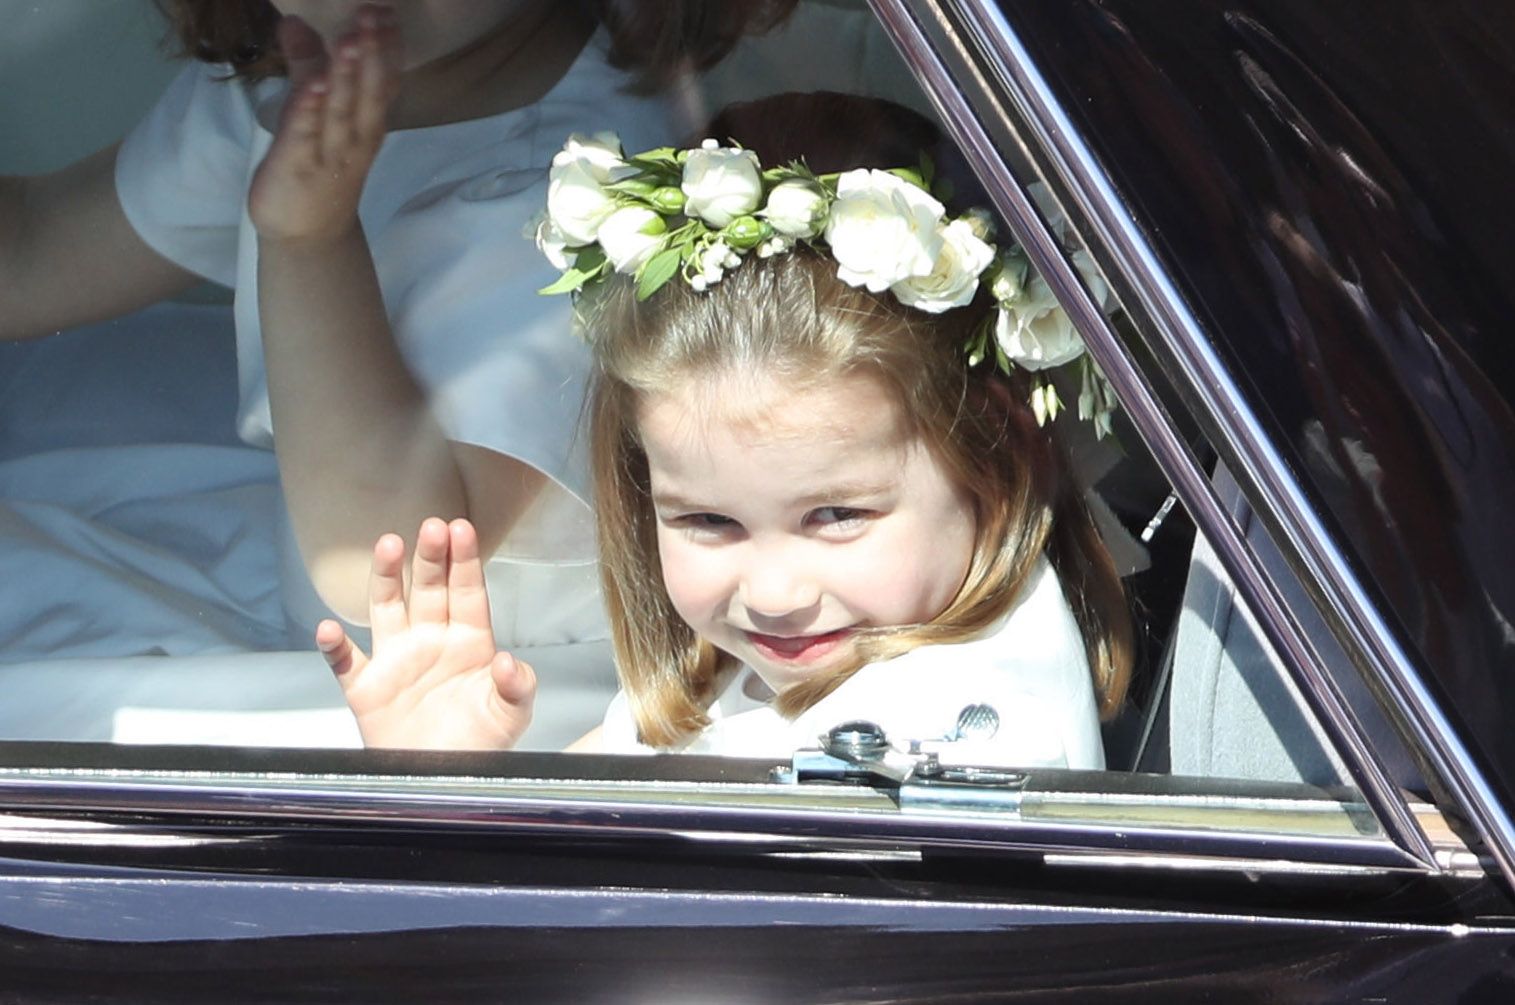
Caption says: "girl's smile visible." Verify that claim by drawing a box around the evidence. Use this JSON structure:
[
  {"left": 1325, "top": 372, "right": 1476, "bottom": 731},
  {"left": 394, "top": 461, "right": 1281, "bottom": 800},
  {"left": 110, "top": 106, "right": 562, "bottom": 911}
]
[
  {"left": 638, "top": 368, "right": 978, "bottom": 695},
  {"left": 744, "top": 627, "right": 856, "bottom": 665}
]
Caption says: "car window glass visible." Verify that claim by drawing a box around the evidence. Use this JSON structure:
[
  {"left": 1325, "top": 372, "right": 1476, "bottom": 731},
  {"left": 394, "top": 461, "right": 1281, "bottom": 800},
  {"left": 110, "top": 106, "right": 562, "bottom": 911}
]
[{"left": 0, "top": 0, "right": 1414, "bottom": 860}]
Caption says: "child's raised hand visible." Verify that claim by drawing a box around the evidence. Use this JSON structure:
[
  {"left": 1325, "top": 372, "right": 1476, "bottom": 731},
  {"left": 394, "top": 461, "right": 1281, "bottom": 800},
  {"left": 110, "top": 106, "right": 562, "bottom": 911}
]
[
  {"left": 249, "top": 4, "right": 403, "bottom": 243},
  {"left": 316, "top": 518, "right": 536, "bottom": 750}
]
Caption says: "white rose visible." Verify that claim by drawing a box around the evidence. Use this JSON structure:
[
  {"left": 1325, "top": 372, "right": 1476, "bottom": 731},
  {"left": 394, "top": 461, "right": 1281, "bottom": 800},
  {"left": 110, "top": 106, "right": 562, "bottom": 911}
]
[
  {"left": 824, "top": 169, "right": 944, "bottom": 293},
  {"left": 597, "top": 206, "right": 667, "bottom": 274},
  {"left": 891, "top": 218, "right": 996, "bottom": 313},
  {"left": 760, "top": 179, "right": 828, "bottom": 238},
  {"left": 993, "top": 249, "right": 1116, "bottom": 370},
  {"left": 995, "top": 277, "right": 1085, "bottom": 371},
  {"left": 681, "top": 140, "right": 763, "bottom": 227},
  {"left": 547, "top": 132, "right": 630, "bottom": 245},
  {"left": 534, "top": 216, "right": 575, "bottom": 271}
]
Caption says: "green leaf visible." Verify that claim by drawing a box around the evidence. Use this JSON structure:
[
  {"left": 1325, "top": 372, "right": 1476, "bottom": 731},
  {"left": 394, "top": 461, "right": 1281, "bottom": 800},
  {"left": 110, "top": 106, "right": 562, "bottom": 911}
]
[
  {"left": 636, "top": 248, "right": 682, "bottom": 301},
  {"left": 606, "top": 178, "right": 659, "bottom": 197},
  {"left": 630, "top": 147, "right": 680, "bottom": 165},
  {"left": 575, "top": 245, "right": 607, "bottom": 273},
  {"left": 538, "top": 268, "right": 592, "bottom": 296},
  {"left": 993, "top": 340, "right": 1012, "bottom": 374},
  {"left": 887, "top": 167, "right": 927, "bottom": 190}
]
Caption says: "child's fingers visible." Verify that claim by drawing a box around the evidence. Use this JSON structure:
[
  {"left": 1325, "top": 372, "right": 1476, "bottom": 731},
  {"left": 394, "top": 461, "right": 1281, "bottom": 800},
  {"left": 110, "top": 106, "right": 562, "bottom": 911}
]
[
  {"left": 273, "top": 80, "right": 327, "bottom": 161},
  {"left": 407, "top": 517, "right": 452, "bottom": 626},
  {"left": 277, "top": 14, "right": 329, "bottom": 91},
  {"left": 491, "top": 652, "right": 537, "bottom": 708},
  {"left": 316, "top": 619, "right": 369, "bottom": 679},
  {"left": 368, "top": 532, "right": 410, "bottom": 643},
  {"left": 353, "top": 8, "right": 399, "bottom": 138},
  {"left": 320, "top": 38, "right": 361, "bottom": 164},
  {"left": 445, "top": 519, "right": 492, "bottom": 630},
  {"left": 352, "top": 35, "right": 391, "bottom": 140}
]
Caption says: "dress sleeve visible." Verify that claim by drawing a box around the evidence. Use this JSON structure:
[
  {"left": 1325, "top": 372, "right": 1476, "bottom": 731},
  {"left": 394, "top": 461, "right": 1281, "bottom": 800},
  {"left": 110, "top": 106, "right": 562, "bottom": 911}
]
[{"left": 114, "top": 62, "right": 260, "bottom": 287}]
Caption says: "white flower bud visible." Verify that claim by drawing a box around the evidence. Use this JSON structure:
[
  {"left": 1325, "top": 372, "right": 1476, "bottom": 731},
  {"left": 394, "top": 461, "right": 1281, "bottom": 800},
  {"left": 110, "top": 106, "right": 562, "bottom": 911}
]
[
  {"left": 547, "top": 132, "right": 631, "bottom": 245},
  {"left": 533, "top": 216, "right": 575, "bottom": 271},
  {"left": 691, "top": 240, "right": 738, "bottom": 287},
  {"left": 990, "top": 250, "right": 1029, "bottom": 304},
  {"left": 598, "top": 206, "right": 666, "bottom": 274},
  {"left": 682, "top": 143, "right": 763, "bottom": 227},
  {"left": 756, "top": 235, "right": 794, "bottom": 259},
  {"left": 761, "top": 179, "right": 828, "bottom": 238}
]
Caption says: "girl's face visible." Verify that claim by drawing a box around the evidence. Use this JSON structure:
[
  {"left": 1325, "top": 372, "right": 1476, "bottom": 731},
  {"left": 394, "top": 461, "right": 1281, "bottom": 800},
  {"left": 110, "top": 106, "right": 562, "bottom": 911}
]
[
  {"left": 271, "top": 1, "right": 533, "bottom": 70},
  {"left": 639, "top": 369, "right": 978, "bottom": 695}
]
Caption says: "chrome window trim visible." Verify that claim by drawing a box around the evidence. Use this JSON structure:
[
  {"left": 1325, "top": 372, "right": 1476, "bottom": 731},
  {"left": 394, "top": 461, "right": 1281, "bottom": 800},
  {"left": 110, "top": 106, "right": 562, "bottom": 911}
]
[
  {"left": 864, "top": 0, "right": 1515, "bottom": 883},
  {"left": 0, "top": 767, "right": 1421, "bottom": 875}
]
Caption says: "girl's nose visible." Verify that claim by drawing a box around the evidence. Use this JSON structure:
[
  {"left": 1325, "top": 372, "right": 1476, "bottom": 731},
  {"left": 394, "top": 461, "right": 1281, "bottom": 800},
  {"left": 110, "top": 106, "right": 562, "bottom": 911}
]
[{"left": 738, "top": 556, "right": 820, "bottom": 619}]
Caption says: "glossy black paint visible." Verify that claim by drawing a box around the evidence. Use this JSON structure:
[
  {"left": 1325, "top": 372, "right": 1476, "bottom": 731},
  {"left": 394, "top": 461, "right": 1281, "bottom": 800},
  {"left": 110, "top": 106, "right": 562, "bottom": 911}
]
[
  {"left": 5, "top": 911, "right": 1515, "bottom": 1002},
  {"left": 997, "top": 0, "right": 1515, "bottom": 812},
  {"left": 2, "top": 813, "right": 1513, "bottom": 1003}
]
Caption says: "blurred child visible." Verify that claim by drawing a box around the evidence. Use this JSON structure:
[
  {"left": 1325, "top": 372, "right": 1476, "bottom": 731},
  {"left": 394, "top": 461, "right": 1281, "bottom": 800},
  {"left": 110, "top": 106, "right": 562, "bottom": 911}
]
[{"left": 0, "top": 1, "right": 793, "bottom": 654}]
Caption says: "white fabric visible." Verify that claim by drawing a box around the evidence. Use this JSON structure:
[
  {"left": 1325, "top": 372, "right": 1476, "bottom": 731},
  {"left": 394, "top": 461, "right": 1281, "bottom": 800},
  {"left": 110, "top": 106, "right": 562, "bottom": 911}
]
[
  {"left": 600, "top": 558, "right": 1105, "bottom": 769},
  {"left": 0, "top": 305, "right": 623, "bottom": 747},
  {"left": 0, "top": 640, "right": 615, "bottom": 751},
  {"left": 0, "top": 304, "right": 287, "bottom": 661},
  {"left": 107, "top": 32, "right": 679, "bottom": 647}
]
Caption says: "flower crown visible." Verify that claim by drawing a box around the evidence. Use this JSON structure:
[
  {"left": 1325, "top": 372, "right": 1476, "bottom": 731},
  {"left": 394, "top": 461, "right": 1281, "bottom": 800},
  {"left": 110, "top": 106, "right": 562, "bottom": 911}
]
[{"left": 535, "top": 133, "right": 1120, "bottom": 435}]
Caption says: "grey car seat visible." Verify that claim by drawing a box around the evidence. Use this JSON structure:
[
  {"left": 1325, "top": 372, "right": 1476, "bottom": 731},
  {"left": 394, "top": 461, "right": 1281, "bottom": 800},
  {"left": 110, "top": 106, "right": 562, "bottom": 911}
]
[{"left": 1164, "top": 466, "right": 1420, "bottom": 790}]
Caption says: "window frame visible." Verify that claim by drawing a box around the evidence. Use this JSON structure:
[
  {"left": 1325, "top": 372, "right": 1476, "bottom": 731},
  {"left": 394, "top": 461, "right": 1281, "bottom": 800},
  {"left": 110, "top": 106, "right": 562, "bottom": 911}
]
[
  {"left": 0, "top": 740, "right": 1447, "bottom": 877},
  {"left": 0, "top": 0, "right": 1496, "bottom": 893},
  {"left": 868, "top": 0, "right": 1515, "bottom": 885}
]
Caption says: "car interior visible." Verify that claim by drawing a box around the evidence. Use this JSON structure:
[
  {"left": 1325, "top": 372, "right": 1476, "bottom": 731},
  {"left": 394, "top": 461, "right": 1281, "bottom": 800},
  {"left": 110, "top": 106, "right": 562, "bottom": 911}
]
[{"left": 0, "top": 0, "right": 1418, "bottom": 854}]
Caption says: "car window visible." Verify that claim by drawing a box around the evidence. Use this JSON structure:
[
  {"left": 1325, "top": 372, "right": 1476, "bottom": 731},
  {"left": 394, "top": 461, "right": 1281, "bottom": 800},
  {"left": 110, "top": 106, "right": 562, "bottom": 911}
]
[{"left": 0, "top": 0, "right": 1457, "bottom": 874}]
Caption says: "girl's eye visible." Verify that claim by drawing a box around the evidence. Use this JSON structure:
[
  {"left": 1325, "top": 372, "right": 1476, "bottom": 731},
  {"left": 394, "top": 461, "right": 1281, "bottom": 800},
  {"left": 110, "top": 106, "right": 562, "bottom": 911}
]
[
  {"left": 674, "top": 512, "right": 739, "bottom": 531},
  {"left": 809, "top": 506, "right": 869, "bottom": 529}
]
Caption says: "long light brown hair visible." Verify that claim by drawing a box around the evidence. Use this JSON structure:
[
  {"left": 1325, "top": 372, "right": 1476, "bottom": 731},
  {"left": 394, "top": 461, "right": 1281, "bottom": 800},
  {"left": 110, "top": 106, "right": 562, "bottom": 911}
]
[{"left": 589, "top": 193, "right": 1133, "bottom": 747}]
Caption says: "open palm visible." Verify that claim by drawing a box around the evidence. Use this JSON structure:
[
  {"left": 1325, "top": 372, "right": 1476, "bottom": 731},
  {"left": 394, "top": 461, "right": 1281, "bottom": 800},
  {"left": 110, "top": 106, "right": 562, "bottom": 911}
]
[
  {"left": 318, "top": 518, "right": 534, "bottom": 750},
  {"left": 248, "top": 6, "right": 403, "bottom": 243}
]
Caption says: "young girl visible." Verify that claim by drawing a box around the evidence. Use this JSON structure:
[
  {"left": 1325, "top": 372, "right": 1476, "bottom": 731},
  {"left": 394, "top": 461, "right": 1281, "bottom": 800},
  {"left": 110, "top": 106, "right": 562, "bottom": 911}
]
[
  {"left": 0, "top": 1, "right": 794, "bottom": 655},
  {"left": 319, "top": 93, "right": 1134, "bottom": 767}
]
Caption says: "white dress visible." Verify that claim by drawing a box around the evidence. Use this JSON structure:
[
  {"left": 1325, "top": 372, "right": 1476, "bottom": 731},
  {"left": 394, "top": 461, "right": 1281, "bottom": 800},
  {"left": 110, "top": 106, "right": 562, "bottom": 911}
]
[
  {"left": 110, "top": 32, "right": 679, "bottom": 648},
  {"left": 600, "top": 558, "right": 1105, "bottom": 770}
]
